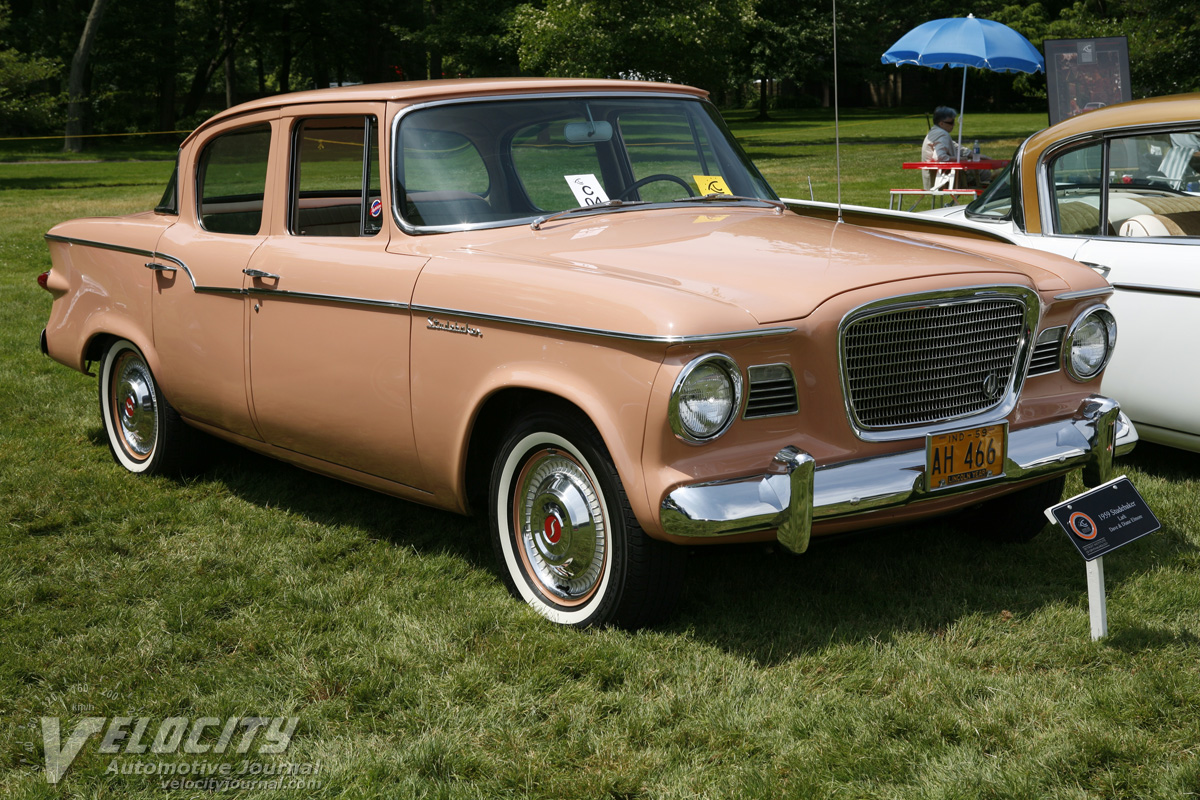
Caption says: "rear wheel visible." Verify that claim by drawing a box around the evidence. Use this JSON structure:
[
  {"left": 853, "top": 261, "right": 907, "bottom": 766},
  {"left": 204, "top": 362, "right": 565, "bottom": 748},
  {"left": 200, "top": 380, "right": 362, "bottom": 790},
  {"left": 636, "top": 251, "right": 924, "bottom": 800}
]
[
  {"left": 961, "top": 474, "right": 1066, "bottom": 543},
  {"left": 98, "top": 339, "right": 190, "bottom": 475},
  {"left": 488, "top": 408, "right": 685, "bottom": 628}
]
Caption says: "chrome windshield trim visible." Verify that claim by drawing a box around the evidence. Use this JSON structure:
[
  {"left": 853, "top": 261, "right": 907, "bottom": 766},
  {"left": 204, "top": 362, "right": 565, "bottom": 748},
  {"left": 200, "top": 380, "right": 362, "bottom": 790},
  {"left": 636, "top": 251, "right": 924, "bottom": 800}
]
[
  {"left": 410, "top": 304, "right": 794, "bottom": 344},
  {"left": 1054, "top": 286, "right": 1113, "bottom": 301},
  {"left": 391, "top": 90, "right": 735, "bottom": 237}
]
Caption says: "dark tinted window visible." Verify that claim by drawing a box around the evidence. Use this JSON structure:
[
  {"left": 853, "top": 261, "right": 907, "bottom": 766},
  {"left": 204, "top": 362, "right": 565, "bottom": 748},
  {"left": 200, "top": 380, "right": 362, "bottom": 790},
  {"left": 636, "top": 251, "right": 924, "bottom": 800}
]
[{"left": 197, "top": 123, "right": 271, "bottom": 235}]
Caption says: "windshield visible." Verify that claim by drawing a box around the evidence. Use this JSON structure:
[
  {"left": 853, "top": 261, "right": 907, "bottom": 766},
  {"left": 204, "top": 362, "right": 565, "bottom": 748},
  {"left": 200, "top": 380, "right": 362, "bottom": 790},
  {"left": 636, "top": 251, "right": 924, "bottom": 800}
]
[
  {"left": 965, "top": 159, "right": 1014, "bottom": 220},
  {"left": 393, "top": 95, "right": 777, "bottom": 231}
]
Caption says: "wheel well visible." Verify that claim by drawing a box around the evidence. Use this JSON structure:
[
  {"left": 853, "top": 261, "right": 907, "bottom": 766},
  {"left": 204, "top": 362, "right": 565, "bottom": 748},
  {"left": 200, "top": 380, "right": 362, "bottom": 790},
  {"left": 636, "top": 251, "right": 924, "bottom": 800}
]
[
  {"left": 84, "top": 333, "right": 118, "bottom": 370},
  {"left": 463, "top": 389, "right": 591, "bottom": 518}
]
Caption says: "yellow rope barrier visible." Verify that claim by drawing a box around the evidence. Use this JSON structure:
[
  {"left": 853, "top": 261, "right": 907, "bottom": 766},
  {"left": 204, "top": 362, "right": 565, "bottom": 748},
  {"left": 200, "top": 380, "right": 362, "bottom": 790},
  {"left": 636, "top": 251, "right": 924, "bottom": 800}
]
[{"left": 0, "top": 129, "right": 193, "bottom": 142}]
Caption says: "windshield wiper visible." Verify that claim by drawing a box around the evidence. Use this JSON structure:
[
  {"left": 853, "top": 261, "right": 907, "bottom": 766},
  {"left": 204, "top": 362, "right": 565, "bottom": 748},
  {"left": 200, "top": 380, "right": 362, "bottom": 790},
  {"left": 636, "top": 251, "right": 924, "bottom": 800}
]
[
  {"left": 673, "top": 194, "right": 787, "bottom": 213},
  {"left": 530, "top": 199, "right": 647, "bottom": 230}
]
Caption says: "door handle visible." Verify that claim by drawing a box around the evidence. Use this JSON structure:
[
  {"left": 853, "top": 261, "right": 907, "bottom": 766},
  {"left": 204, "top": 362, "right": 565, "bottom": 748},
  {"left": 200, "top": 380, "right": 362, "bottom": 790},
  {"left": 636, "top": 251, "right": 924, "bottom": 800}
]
[
  {"left": 243, "top": 268, "right": 280, "bottom": 280},
  {"left": 144, "top": 261, "right": 177, "bottom": 273}
]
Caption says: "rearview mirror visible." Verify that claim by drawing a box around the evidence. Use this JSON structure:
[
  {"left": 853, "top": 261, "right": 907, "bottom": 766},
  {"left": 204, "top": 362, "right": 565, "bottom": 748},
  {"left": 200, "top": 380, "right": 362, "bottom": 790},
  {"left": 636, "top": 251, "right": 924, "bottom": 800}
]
[{"left": 564, "top": 121, "right": 613, "bottom": 144}]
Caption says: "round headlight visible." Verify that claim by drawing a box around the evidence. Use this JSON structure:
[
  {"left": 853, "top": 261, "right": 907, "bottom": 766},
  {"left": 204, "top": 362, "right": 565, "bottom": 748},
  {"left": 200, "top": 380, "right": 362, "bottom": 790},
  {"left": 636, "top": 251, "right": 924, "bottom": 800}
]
[
  {"left": 1065, "top": 307, "right": 1116, "bottom": 381},
  {"left": 670, "top": 354, "right": 742, "bottom": 442}
]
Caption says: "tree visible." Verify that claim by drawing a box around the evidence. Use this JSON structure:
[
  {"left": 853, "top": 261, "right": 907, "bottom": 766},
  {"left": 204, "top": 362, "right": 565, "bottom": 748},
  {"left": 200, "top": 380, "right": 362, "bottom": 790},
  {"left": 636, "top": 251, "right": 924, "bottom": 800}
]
[
  {"left": 63, "top": 0, "right": 110, "bottom": 151},
  {"left": 0, "top": 3, "right": 60, "bottom": 132},
  {"left": 509, "top": 0, "right": 754, "bottom": 92}
]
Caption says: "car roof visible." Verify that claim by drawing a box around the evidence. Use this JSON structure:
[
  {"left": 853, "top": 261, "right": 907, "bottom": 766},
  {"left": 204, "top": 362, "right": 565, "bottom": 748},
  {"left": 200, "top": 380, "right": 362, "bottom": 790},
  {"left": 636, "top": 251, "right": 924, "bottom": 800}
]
[
  {"left": 1024, "top": 93, "right": 1200, "bottom": 156},
  {"left": 187, "top": 78, "right": 709, "bottom": 144}
]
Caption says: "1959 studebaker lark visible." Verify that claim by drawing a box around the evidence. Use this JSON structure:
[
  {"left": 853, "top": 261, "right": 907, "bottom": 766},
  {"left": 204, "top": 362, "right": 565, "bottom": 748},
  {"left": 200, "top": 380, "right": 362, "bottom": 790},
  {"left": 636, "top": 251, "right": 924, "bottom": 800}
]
[{"left": 40, "top": 78, "right": 1136, "bottom": 627}]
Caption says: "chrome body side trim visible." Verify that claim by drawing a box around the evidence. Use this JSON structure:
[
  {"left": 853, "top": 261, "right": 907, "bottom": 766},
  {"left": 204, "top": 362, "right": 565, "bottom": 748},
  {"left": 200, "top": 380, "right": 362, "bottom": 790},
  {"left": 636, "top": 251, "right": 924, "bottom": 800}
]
[
  {"left": 660, "top": 396, "right": 1137, "bottom": 552},
  {"left": 47, "top": 235, "right": 792, "bottom": 343},
  {"left": 409, "top": 304, "right": 794, "bottom": 344},
  {"left": 247, "top": 287, "right": 410, "bottom": 310},
  {"left": 836, "top": 285, "right": 1041, "bottom": 442},
  {"left": 1054, "top": 286, "right": 1114, "bottom": 301}
]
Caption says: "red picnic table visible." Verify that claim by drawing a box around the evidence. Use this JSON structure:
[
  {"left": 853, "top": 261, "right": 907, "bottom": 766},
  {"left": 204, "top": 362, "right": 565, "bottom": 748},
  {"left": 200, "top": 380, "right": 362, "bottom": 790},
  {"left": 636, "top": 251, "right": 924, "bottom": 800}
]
[{"left": 890, "top": 159, "right": 1011, "bottom": 211}]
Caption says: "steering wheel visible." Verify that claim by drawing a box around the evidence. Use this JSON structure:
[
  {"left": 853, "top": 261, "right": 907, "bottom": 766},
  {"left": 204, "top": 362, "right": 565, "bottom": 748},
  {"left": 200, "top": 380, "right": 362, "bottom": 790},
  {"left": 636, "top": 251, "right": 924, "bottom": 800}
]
[{"left": 614, "top": 173, "right": 696, "bottom": 201}]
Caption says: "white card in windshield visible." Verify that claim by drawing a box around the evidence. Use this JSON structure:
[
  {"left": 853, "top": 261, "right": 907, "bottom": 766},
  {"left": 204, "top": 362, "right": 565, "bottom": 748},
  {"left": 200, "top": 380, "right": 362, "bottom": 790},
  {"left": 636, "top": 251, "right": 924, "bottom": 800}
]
[{"left": 565, "top": 174, "right": 610, "bottom": 207}]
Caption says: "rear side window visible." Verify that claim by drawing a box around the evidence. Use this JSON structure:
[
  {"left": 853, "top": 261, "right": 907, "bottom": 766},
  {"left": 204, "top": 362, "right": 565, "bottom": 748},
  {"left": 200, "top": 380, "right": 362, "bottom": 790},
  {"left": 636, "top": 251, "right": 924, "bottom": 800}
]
[
  {"left": 197, "top": 123, "right": 271, "bottom": 235},
  {"left": 156, "top": 154, "right": 179, "bottom": 215},
  {"left": 291, "top": 116, "right": 381, "bottom": 237},
  {"left": 1049, "top": 142, "right": 1103, "bottom": 236}
]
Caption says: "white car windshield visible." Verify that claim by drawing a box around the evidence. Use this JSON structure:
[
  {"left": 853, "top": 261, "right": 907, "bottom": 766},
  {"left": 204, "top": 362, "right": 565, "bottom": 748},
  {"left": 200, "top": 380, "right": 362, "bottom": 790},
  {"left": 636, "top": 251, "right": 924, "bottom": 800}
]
[{"left": 393, "top": 95, "right": 777, "bottom": 231}]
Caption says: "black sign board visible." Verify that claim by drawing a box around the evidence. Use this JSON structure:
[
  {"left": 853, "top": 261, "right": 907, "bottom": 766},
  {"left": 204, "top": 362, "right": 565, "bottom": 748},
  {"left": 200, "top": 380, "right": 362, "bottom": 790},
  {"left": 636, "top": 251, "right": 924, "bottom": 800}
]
[{"left": 1045, "top": 475, "right": 1160, "bottom": 561}]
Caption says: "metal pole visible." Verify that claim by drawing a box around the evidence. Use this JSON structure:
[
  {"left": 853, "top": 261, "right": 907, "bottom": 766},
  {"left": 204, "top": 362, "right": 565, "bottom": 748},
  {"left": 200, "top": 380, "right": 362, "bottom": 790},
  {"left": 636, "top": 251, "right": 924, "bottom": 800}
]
[
  {"left": 957, "top": 65, "right": 967, "bottom": 155},
  {"left": 1087, "top": 557, "right": 1108, "bottom": 640}
]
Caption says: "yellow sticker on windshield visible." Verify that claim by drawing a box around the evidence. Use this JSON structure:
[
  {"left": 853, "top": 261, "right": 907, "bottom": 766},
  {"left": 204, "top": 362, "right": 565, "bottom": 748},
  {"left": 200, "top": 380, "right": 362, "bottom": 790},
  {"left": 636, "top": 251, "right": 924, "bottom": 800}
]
[{"left": 694, "top": 175, "right": 731, "bottom": 195}]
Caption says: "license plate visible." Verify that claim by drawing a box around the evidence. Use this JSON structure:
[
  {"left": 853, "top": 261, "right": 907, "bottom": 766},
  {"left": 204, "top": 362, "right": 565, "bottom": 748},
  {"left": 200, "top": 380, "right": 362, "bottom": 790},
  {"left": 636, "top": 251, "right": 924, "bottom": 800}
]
[{"left": 926, "top": 424, "right": 1007, "bottom": 490}]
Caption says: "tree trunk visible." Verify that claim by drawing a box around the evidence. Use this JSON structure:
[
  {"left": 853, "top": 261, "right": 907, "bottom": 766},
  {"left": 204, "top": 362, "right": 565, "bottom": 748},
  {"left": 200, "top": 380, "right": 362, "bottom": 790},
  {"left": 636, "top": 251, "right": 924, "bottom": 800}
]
[
  {"left": 64, "top": 0, "right": 113, "bottom": 153},
  {"left": 156, "top": 0, "right": 176, "bottom": 133},
  {"left": 755, "top": 73, "right": 771, "bottom": 121},
  {"left": 224, "top": 8, "right": 235, "bottom": 108}
]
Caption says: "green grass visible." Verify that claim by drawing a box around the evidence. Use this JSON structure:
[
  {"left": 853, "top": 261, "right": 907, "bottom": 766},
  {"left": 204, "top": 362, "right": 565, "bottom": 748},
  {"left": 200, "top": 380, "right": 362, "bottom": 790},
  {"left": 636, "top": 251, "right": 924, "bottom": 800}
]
[
  {"left": 722, "top": 108, "right": 1051, "bottom": 206},
  {"left": 3, "top": 120, "right": 1200, "bottom": 799}
]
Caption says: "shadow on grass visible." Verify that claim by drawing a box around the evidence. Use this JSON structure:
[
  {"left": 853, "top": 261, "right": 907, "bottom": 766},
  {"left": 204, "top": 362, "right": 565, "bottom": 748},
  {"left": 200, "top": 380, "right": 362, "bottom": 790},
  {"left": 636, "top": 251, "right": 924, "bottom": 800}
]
[
  {"left": 86, "top": 426, "right": 1199, "bottom": 659},
  {"left": 669, "top": 496, "right": 1198, "bottom": 663},
  {"left": 1120, "top": 442, "right": 1200, "bottom": 482},
  {"left": 86, "top": 425, "right": 494, "bottom": 569}
]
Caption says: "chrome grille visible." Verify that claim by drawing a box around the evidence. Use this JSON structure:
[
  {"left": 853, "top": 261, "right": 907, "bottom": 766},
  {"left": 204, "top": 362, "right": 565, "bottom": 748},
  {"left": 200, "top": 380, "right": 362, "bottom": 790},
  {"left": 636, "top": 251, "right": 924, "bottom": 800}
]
[
  {"left": 744, "top": 364, "right": 798, "bottom": 418},
  {"left": 1028, "top": 327, "right": 1064, "bottom": 376},
  {"left": 843, "top": 298, "right": 1027, "bottom": 429}
]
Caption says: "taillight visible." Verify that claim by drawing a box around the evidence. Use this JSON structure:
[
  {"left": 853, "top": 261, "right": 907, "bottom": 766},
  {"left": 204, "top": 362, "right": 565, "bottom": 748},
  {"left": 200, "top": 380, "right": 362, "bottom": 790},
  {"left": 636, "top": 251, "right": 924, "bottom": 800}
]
[{"left": 37, "top": 271, "right": 51, "bottom": 290}]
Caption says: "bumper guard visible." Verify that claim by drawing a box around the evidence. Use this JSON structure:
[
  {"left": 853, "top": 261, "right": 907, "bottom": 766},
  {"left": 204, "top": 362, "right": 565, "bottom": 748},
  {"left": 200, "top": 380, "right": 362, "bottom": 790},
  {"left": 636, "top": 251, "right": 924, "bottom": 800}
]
[{"left": 659, "top": 396, "right": 1137, "bottom": 554}]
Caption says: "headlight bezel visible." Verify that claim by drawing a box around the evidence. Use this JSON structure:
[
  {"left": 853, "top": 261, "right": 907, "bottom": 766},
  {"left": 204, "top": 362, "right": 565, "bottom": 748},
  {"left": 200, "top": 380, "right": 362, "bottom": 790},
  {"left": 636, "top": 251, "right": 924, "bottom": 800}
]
[
  {"left": 668, "top": 353, "right": 743, "bottom": 444},
  {"left": 1063, "top": 305, "right": 1117, "bottom": 382}
]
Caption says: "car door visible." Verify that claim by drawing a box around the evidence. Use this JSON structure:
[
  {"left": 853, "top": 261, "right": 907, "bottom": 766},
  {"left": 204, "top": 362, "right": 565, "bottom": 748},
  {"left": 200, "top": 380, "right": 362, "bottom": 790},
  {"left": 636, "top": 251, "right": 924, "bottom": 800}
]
[
  {"left": 153, "top": 113, "right": 276, "bottom": 440},
  {"left": 1074, "top": 236, "right": 1198, "bottom": 442},
  {"left": 1048, "top": 128, "right": 1200, "bottom": 444},
  {"left": 245, "top": 108, "right": 428, "bottom": 488}
]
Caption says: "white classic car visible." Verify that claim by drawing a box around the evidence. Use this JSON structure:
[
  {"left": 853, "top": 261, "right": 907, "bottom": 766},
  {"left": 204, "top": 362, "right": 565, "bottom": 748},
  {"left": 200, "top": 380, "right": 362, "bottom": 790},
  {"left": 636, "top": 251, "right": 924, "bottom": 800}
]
[{"left": 924, "top": 94, "right": 1200, "bottom": 452}]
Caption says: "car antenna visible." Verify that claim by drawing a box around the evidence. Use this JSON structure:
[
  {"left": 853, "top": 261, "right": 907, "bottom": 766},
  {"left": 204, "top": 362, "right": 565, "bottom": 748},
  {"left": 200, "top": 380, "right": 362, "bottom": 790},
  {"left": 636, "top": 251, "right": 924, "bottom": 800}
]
[
  {"left": 833, "top": 0, "right": 843, "bottom": 224},
  {"left": 808, "top": 176, "right": 814, "bottom": 201}
]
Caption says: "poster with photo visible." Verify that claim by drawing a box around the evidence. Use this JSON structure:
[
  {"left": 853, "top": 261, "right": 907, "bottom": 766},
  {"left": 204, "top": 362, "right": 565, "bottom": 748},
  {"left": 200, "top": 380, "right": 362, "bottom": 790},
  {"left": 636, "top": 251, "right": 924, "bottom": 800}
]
[{"left": 1044, "top": 37, "right": 1132, "bottom": 126}]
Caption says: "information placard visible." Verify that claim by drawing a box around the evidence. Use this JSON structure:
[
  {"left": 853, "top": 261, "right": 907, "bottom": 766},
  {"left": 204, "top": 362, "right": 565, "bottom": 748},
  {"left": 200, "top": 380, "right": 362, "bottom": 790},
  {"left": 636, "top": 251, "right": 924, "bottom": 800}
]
[{"left": 1045, "top": 475, "right": 1160, "bottom": 561}]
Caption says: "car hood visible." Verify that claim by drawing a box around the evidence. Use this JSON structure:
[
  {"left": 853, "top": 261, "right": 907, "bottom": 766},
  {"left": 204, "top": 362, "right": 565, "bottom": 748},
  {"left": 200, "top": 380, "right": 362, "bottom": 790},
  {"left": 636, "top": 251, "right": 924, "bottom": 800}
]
[{"left": 433, "top": 207, "right": 1059, "bottom": 325}]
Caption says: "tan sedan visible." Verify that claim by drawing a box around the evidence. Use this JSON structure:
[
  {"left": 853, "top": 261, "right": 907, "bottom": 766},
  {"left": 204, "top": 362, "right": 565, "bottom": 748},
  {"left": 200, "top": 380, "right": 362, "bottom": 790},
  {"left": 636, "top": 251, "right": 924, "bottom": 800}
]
[{"left": 41, "top": 79, "right": 1135, "bottom": 627}]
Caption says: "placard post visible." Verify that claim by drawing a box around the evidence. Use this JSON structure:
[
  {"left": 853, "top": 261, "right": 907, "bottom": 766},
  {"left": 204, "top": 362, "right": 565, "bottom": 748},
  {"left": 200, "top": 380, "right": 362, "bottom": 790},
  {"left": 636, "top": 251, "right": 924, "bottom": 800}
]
[{"left": 1085, "top": 557, "right": 1107, "bottom": 640}]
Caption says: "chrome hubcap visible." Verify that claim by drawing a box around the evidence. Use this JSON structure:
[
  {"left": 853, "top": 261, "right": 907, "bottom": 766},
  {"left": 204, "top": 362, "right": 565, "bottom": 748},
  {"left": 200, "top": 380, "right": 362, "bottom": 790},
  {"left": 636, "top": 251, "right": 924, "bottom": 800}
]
[
  {"left": 514, "top": 448, "right": 606, "bottom": 602},
  {"left": 112, "top": 352, "right": 157, "bottom": 459}
]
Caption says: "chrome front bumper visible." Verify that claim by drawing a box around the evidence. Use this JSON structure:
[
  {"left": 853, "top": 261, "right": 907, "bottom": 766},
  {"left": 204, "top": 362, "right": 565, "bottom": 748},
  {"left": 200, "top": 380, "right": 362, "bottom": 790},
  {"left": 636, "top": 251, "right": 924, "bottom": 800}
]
[{"left": 659, "top": 396, "right": 1137, "bottom": 554}]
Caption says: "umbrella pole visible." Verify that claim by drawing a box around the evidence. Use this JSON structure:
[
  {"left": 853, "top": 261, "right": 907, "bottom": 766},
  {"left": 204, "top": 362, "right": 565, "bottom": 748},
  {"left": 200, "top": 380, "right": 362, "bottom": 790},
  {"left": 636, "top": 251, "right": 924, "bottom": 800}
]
[{"left": 957, "top": 65, "right": 967, "bottom": 155}]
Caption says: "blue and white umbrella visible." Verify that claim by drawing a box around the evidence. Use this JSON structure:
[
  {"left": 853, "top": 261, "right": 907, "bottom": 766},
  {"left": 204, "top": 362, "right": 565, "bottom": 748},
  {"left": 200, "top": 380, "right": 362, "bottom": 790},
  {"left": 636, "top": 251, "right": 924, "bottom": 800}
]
[{"left": 882, "top": 14, "right": 1044, "bottom": 151}]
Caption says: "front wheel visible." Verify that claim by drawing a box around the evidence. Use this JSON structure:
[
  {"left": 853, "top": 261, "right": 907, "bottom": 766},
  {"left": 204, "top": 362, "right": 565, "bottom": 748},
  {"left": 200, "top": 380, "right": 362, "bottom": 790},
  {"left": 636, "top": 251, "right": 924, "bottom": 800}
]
[
  {"left": 98, "top": 339, "right": 190, "bottom": 475},
  {"left": 488, "top": 408, "right": 685, "bottom": 628}
]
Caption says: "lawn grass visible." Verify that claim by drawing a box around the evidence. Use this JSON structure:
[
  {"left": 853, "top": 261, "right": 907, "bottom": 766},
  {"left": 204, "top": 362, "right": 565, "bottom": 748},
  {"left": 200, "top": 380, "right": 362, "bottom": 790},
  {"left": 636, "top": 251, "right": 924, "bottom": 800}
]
[{"left": 3, "top": 119, "right": 1200, "bottom": 799}]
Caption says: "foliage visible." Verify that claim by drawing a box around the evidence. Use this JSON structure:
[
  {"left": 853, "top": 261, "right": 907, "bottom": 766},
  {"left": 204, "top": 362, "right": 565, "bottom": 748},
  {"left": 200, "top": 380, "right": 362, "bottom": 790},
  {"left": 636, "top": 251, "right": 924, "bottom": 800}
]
[
  {"left": 0, "top": 2, "right": 60, "bottom": 132},
  {"left": 0, "top": 0, "right": 1196, "bottom": 145},
  {"left": 509, "top": 0, "right": 754, "bottom": 91}
]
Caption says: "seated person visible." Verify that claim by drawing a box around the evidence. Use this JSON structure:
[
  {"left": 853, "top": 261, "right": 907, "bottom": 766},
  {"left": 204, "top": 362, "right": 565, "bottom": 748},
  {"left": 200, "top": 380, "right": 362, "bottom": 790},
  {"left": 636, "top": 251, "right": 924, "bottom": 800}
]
[{"left": 921, "top": 106, "right": 990, "bottom": 189}]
